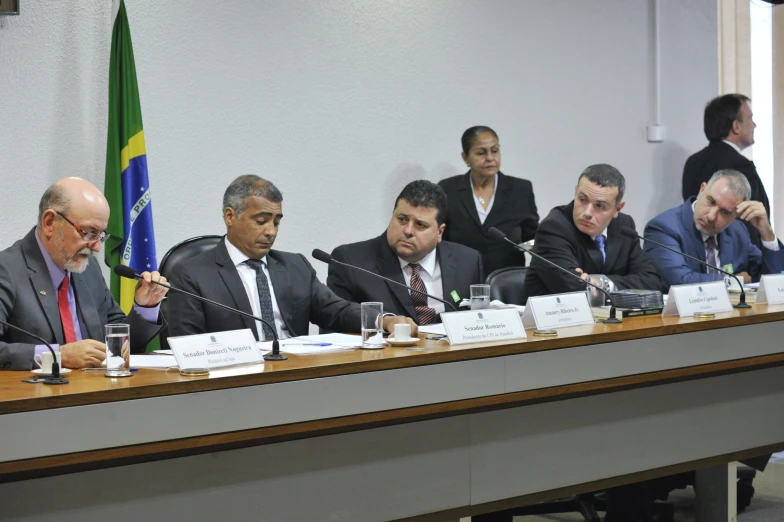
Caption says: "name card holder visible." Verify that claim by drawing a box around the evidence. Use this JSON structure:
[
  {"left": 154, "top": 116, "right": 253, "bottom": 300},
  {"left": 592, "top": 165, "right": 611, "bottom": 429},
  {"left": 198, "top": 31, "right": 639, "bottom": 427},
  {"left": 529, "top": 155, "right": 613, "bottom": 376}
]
[
  {"left": 662, "top": 281, "right": 733, "bottom": 317},
  {"left": 756, "top": 274, "right": 784, "bottom": 305},
  {"left": 167, "top": 329, "right": 264, "bottom": 370},
  {"left": 522, "top": 291, "right": 594, "bottom": 330},
  {"left": 440, "top": 308, "right": 526, "bottom": 345}
]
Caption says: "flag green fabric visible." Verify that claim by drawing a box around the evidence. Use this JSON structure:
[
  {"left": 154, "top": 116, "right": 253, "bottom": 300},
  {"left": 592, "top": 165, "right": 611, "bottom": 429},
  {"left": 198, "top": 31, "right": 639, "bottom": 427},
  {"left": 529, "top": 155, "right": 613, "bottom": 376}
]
[{"left": 104, "top": 1, "right": 160, "bottom": 351}]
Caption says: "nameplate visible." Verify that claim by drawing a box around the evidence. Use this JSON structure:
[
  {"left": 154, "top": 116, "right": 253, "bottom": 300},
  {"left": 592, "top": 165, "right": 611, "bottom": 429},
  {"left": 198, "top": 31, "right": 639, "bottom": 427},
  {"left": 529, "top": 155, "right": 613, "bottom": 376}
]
[
  {"left": 756, "top": 274, "right": 784, "bottom": 305},
  {"left": 522, "top": 291, "right": 594, "bottom": 330},
  {"left": 167, "top": 329, "right": 263, "bottom": 369},
  {"left": 662, "top": 281, "right": 733, "bottom": 317},
  {"left": 440, "top": 308, "right": 526, "bottom": 345}
]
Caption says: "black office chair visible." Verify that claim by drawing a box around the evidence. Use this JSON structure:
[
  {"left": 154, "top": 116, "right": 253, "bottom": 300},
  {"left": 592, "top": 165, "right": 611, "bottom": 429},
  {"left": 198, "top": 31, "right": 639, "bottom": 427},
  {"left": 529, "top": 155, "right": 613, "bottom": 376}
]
[
  {"left": 485, "top": 267, "right": 528, "bottom": 304},
  {"left": 158, "top": 235, "right": 223, "bottom": 348}
]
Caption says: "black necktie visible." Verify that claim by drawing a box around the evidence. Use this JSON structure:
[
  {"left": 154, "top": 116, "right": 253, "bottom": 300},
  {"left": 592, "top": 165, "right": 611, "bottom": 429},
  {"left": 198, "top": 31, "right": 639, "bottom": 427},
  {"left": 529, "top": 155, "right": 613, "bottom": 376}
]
[{"left": 244, "top": 259, "right": 276, "bottom": 340}]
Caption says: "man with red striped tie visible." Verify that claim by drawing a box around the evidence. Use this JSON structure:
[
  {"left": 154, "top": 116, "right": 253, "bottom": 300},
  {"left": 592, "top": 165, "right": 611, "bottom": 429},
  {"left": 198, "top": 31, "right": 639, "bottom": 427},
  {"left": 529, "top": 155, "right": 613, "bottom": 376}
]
[{"left": 328, "top": 180, "right": 484, "bottom": 324}]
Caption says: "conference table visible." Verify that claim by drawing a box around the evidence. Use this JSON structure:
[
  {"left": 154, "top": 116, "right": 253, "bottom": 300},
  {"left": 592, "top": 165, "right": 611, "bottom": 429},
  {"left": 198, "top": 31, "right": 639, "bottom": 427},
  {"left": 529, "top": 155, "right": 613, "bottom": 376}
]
[{"left": 2, "top": 305, "right": 784, "bottom": 522}]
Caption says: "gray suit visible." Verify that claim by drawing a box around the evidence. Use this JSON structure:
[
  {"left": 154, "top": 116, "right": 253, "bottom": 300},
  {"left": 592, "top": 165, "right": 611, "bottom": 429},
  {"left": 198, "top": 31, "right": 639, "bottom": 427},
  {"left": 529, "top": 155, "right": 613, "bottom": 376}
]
[
  {"left": 167, "top": 238, "right": 362, "bottom": 340},
  {"left": 0, "top": 228, "right": 164, "bottom": 370}
]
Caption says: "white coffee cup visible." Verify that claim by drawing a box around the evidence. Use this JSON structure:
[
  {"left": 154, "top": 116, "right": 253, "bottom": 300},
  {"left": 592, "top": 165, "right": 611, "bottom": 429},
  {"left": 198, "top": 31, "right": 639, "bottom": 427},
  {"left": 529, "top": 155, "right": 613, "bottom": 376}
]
[
  {"left": 34, "top": 351, "right": 62, "bottom": 373},
  {"left": 394, "top": 323, "right": 412, "bottom": 341}
]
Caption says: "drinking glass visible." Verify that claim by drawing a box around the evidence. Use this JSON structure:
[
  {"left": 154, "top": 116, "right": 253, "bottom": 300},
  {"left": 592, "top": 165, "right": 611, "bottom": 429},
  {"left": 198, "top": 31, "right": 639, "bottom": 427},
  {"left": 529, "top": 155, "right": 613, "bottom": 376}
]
[{"left": 361, "top": 302, "right": 385, "bottom": 349}]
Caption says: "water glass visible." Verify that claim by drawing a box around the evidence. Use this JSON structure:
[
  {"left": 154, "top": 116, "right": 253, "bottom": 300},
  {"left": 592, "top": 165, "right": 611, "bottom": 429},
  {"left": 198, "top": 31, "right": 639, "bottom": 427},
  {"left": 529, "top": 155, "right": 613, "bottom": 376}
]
[
  {"left": 361, "top": 302, "right": 385, "bottom": 349},
  {"left": 105, "top": 323, "right": 132, "bottom": 377},
  {"left": 585, "top": 274, "right": 611, "bottom": 307},
  {"left": 470, "top": 284, "right": 491, "bottom": 310}
]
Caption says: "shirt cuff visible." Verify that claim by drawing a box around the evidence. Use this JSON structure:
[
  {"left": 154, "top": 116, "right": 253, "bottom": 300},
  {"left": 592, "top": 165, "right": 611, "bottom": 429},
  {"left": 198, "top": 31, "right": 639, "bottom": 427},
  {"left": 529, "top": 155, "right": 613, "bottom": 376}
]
[
  {"left": 762, "top": 238, "right": 781, "bottom": 251},
  {"left": 35, "top": 344, "right": 59, "bottom": 357},
  {"left": 133, "top": 303, "right": 161, "bottom": 323}
]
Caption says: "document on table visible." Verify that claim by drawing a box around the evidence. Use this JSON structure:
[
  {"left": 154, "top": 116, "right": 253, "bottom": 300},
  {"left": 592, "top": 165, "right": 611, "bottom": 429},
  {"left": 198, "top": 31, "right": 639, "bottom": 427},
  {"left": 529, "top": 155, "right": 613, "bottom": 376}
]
[
  {"left": 130, "top": 354, "right": 178, "bottom": 369},
  {"left": 419, "top": 323, "right": 446, "bottom": 336},
  {"left": 257, "top": 334, "right": 363, "bottom": 355}
]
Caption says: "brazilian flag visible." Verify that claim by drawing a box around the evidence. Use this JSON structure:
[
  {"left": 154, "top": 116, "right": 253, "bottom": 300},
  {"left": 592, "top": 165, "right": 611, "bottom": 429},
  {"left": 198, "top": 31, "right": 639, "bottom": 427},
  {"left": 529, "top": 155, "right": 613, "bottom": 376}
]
[{"left": 104, "top": 1, "right": 159, "bottom": 349}]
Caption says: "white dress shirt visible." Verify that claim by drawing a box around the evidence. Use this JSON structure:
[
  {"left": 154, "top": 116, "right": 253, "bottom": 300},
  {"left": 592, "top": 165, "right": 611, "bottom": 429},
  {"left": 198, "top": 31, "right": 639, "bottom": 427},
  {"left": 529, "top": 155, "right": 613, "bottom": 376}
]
[
  {"left": 722, "top": 140, "right": 743, "bottom": 154},
  {"left": 225, "top": 239, "right": 291, "bottom": 340},
  {"left": 471, "top": 174, "right": 498, "bottom": 224},
  {"left": 398, "top": 247, "right": 445, "bottom": 315}
]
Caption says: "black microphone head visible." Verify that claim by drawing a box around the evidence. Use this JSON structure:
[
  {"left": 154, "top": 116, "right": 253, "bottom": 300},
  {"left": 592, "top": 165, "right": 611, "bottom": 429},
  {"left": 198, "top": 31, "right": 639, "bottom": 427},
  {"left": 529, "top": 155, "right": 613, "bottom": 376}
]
[
  {"left": 113, "top": 264, "right": 139, "bottom": 279},
  {"left": 312, "top": 249, "right": 333, "bottom": 264},
  {"left": 619, "top": 226, "right": 639, "bottom": 238},
  {"left": 487, "top": 227, "right": 507, "bottom": 242}
]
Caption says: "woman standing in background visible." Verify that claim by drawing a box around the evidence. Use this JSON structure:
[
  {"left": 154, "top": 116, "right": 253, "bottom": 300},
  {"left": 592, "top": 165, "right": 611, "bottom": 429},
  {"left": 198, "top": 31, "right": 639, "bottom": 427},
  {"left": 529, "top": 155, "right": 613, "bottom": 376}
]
[{"left": 438, "top": 126, "right": 539, "bottom": 276}]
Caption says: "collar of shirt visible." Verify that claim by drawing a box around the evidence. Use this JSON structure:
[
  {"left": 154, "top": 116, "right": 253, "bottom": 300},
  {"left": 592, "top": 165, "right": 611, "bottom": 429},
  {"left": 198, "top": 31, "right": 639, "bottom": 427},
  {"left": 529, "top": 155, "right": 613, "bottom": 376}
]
[
  {"left": 225, "top": 238, "right": 268, "bottom": 269},
  {"left": 722, "top": 139, "right": 742, "bottom": 154},
  {"left": 398, "top": 245, "right": 438, "bottom": 276},
  {"left": 589, "top": 229, "right": 608, "bottom": 242},
  {"left": 470, "top": 173, "right": 499, "bottom": 202},
  {"left": 34, "top": 228, "right": 67, "bottom": 290}
]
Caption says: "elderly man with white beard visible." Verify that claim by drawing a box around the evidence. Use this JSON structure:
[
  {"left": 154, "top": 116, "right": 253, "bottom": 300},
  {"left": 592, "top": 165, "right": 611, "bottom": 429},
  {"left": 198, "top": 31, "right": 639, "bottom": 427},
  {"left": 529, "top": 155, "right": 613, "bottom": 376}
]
[{"left": 0, "top": 177, "right": 167, "bottom": 370}]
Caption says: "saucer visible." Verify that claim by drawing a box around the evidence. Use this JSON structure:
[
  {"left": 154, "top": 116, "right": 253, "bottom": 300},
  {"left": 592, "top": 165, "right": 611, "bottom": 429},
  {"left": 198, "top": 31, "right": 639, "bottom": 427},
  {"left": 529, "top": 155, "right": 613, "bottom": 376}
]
[
  {"left": 385, "top": 337, "right": 419, "bottom": 347},
  {"left": 31, "top": 368, "right": 72, "bottom": 376}
]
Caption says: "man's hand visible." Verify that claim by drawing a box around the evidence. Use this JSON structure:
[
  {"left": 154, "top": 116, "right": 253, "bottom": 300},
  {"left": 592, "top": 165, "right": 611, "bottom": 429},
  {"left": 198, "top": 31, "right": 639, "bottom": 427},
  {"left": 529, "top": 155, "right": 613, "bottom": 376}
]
[
  {"left": 134, "top": 271, "right": 169, "bottom": 307},
  {"left": 60, "top": 339, "right": 106, "bottom": 368},
  {"left": 735, "top": 271, "right": 752, "bottom": 285},
  {"left": 382, "top": 316, "right": 419, "bottom": 337},
  {"left": 737, "top": 201, "right": 775, "bottom": 242}
]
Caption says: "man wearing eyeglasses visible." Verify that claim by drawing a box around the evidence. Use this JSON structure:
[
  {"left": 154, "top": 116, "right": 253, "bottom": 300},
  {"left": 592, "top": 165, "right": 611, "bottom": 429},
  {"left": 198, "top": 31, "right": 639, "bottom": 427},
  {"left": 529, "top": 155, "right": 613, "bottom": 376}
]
[{"left": 0, "top": 177, "right": 168, "bottom": 370}]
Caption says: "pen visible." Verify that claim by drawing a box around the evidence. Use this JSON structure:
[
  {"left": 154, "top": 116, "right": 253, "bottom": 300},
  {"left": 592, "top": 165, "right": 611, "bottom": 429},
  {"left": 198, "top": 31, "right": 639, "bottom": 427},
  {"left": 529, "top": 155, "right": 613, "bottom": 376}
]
[{"left": 281, "top": 342, "right": 332, "bottom": 347}]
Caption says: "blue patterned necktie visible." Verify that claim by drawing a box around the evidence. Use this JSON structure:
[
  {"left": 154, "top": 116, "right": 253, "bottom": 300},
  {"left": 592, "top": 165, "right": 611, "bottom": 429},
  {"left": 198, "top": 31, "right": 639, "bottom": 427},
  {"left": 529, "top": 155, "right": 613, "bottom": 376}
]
[
  {"left": 244, "top": 259, "right": 276, "bottom": 340},
  {"left": 595, "top": 235, "right": 606, "bottom": 264}
]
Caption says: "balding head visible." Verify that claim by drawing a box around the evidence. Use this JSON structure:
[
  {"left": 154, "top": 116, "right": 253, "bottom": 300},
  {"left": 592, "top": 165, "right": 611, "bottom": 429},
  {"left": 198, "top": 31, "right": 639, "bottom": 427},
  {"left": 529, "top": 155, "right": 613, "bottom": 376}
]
[
  {"left": 38, "top": 177, "right": 110, "bottom": 226},
  {"left": 37, "top": 177, "right": 110, "bottom": 272}
]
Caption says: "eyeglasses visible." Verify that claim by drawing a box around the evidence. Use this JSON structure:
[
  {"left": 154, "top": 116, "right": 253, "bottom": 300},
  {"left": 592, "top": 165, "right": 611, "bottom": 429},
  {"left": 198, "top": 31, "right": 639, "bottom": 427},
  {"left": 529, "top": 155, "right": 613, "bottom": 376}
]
[{"left": 54, "top": 210, "right": 108, "bottom": 244}]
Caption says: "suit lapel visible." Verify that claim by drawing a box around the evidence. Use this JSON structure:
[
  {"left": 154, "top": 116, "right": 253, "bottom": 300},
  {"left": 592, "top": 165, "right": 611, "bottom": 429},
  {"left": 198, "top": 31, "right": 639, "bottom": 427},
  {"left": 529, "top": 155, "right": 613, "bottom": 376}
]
[
  {"left": 21, "top": 230, "right": 63, "bottom": 344},
  {"left": 70, "top": 271, "right": 103, "bottom": 341},
  {"left": 717, "top": 232, "right": 736, "bottom": 272},
  {"left": 456, "top": 171, "right": 483, "bottom": 229},
  {"left": 215, "top": 242, "right": 258, "bottom": 337},
  {"left": 376, "top": 241, "right": 418, "bottom": 319},
  {"left": 266, "top": 254, "right": 294, "bottom": 333},
  {"left": 482, "top": 172, "right": 510, "bottom": 230},
  {"left": 680, "top": 200, "right": 708, "bottom": 266},
  {"left": 438, "top": 245, "right": 459, "bottom": 305},
  {"left": 603, "top": 222, "right": 622, "bottom": 271}
]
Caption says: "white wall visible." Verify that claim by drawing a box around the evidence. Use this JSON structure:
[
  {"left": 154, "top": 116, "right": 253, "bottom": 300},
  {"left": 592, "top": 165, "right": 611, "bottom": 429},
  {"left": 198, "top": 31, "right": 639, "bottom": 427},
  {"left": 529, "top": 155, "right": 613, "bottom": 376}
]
[{"left": 0, "top": 0, "right": 717, "bottom": 282}]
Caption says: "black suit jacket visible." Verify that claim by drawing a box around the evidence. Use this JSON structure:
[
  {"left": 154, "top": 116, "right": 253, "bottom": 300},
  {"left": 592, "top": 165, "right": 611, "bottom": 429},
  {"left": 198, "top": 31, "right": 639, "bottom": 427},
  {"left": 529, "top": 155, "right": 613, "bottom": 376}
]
[
  {"left": 327, "top": 233, "right": 483, "bottom": 320},
  {"left": 521, "top": 202, "right": 665, "bottom": 303},
  {"left": 167, "top": 238, "right": 361, "bottom": 340},
  {"left": 0, "top": 228, "right": 163, "bottom": 370},
  {"left": 682, "top": 140, "right": 770, "bottom": 247},
  {"left": 438, "top": 171, "right": 538, "bottom": 276}
]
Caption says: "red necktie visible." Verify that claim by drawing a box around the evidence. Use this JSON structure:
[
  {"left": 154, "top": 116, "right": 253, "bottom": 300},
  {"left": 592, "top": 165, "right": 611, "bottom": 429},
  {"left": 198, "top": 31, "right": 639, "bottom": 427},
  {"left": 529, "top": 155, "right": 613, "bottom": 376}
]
[{"left": 58, "top": 274, "right": 77, "bottom": 344}]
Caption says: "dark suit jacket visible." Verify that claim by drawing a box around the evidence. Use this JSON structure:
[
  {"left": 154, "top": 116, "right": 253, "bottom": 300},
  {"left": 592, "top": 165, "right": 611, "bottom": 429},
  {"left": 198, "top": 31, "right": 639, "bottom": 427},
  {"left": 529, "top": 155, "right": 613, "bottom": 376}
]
[
  {"left": 682, "top": 140, "right": 770, "bottom": 247},
  {"left": 644, "top": 198, "right": 784, "bottom": 287},
  {"left": 167, "top": 238, "right": 361, "bottom": 340},
  {"left": 0, "top": 228, "right": 163, "bottom": 370},
  {"left": 521, "top": 202, "right": 665, "bottom": 302},
  {"left": 327, "top": 233, "right": 483, "bottom": 320},
  {"left": 438, "top": 171, "right": 538, "bottom": 276}
]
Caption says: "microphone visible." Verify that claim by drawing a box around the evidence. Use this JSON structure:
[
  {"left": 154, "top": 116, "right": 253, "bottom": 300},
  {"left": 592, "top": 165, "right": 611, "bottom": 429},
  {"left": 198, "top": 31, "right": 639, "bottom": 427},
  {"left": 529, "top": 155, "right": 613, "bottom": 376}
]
[
  {"left": 486, "top": 227, "right": 622, "bottom": 323},
  {"left": 620, "top": 227, "right": 751, "bottom": 309},
  {"left": 0, "top": 319, "right": 68, "bottom": 384},
  {"left": 311, "top": 249, "right": 458, "bottom": 314},
  {"left": 113, "top": 265, "right": 287, "bottom": 360}
]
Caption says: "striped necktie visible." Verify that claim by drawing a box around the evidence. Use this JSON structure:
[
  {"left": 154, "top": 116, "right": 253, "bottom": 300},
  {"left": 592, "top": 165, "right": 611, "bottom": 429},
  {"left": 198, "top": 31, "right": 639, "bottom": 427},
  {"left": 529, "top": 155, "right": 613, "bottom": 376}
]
[{"left": 408, "top": 263, "right": 436, "bottom": 325}]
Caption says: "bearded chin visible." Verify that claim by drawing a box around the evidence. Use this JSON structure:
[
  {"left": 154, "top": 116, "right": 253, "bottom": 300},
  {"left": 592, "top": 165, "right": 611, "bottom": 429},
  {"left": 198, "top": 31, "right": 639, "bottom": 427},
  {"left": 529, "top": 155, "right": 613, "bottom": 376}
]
[{"left": 63, "top": 249, "right": 92, "bottom": 273}]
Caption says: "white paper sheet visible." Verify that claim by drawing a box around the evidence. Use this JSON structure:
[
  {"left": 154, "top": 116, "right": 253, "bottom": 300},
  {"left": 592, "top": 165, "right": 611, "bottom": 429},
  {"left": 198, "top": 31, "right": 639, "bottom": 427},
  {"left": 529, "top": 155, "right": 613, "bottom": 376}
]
[
  {"left": 130, "top": 354, "right": 178, "bottom": 369},
  {"left": 257, "top": 334, "right": 362, "bottom": 355}
]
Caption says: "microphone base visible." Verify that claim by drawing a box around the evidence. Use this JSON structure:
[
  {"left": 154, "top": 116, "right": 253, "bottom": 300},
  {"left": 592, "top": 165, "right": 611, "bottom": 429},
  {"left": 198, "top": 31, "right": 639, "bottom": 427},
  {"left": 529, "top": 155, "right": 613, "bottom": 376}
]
[
  {"left": 734, "top": 303, "right": 752, "bottom": 309},
  {"left": 42, "top": 375, "right": 69, "bottom": 385},
  {"left": 599, "top": 317, "right": 622, "bottom": 324},
  {"left": 263, "top": 352, "right": 288, "bottom": 361}
]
